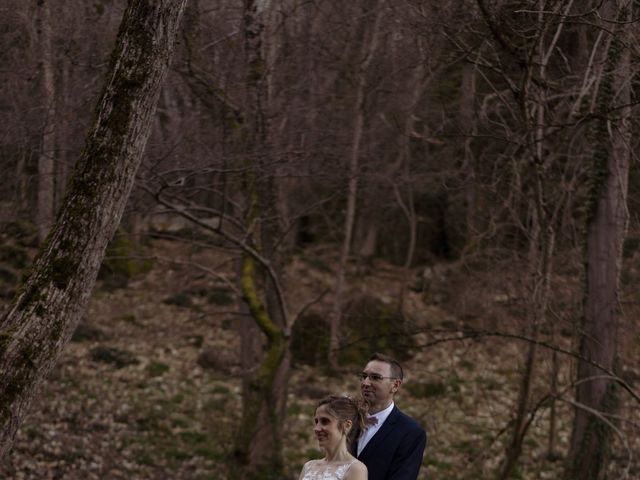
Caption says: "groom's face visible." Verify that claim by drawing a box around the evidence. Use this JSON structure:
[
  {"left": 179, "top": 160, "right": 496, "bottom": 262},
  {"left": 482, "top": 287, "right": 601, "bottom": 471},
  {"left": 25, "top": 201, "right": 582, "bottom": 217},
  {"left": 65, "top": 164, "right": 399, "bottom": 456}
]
[{"left": 360, "top": 360, "right": 400, "bottom": 413}]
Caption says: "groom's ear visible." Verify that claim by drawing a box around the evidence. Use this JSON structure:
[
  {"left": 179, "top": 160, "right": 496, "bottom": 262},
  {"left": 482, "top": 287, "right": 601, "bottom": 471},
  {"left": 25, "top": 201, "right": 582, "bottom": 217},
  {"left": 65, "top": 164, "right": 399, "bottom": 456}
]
[{"left": 391, "top": 378, "right": 402, "bottom": 393}]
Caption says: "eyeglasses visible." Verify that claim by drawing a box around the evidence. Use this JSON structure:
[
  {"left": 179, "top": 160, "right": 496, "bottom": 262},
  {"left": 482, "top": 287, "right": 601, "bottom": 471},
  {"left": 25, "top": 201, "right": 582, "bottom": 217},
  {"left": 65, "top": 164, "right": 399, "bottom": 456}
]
[{"left": 357, "top": 373, "right": 396, "bottom": 382}]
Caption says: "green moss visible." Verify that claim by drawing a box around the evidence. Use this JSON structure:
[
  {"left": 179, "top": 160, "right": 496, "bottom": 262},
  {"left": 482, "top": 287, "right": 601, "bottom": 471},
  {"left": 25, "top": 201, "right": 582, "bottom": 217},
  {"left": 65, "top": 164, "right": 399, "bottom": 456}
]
[
  {"left": 0, "top": 330, "right": 11, "bottom": 344},
  {"left": 0, "top": 349, "right": 37, "bottom": 424},
  {"left": 405, "top": 381, "right": 447, "bottom": 398},
  {"left": 234, "top": 336, "right": 287, "bottom": 473},
  {"left": 250, "top": 458, "right": 286, "bottom": 480},
  {"left": 25, "top": 427, "right": 40, "bottom": 440},
  {"left": 179, "top": 430, "right": 208, "bottom": 445},
  {"left": 585, "top": 36, "right": 622, "bottom": 225},
  {"left": 459, "top": 359, "right": 474, "bottom": 370},
  {"left": 16, "top": 251, "right": 78, "bottom": 313},
  {"left": 165, "top": 446, "right": 191, "bottom": 461},
  {"left": 335, "top": 295, "right": 416, "bottom": 367},
  {"left": 146, "top": 361, "right": 170, "bottom": 377},
  {"left": 286, "top": 403, "right": 303, "bottom": 416},
  {"left": 89, "top": 346, "right": 139, "bottom": 369},
  {"left": 194, "top": 445, "right": 224, "bottom": 461},
  {"left": 99, "top": 230, "right": 153, "bottom": 284},
  {"left": 248, "top": 58, "right": 267, "bottom": 84},
  {"left": 211, "top": 384, "right": 230, "bottom": 395},
  {"left": 241, "top": 253, "right": 278, "bottom": 338},
  {"left": 50, "top": 255, "right": 78, "bottom": 289},
  {"left": 20, "top": 344, "right": 36, "bottom": 369},
  {"left": 163, "top": 293, "right": 192, "bottom": 308},
  {"left": 16, "top": 282, "right": 41, "bottom": 311},
  {"left": 0, "top": 328, "right": 14, "bottom": 358},
  {"left": 425, "top": 457, "right": 454, "bottom": 471},
  {"left": 119, "top": 314, "right": 137, "bottom": 323},
  {"left": 303, "top": 448, "right": 323, "bottom": 460}
]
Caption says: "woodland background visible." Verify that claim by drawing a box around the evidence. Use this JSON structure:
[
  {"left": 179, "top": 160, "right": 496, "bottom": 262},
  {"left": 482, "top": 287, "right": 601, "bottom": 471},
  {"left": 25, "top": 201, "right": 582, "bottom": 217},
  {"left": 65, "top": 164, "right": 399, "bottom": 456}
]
[{"left": 1, "top": 0, "right": 639, "bottom": 479}]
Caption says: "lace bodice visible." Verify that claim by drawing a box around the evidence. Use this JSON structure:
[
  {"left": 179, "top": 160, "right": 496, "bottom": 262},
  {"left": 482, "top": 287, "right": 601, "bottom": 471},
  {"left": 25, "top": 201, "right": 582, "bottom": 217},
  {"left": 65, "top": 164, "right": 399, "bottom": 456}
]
[{"left": 300, "top": 459, "right": 356, "bottom": 480}]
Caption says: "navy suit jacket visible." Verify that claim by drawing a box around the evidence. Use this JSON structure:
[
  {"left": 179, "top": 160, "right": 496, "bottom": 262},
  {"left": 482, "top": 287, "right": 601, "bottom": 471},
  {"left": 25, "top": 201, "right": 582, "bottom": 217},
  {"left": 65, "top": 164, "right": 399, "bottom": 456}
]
[{"left": 355, "top": 406, "right": 427, "bottom": 480}]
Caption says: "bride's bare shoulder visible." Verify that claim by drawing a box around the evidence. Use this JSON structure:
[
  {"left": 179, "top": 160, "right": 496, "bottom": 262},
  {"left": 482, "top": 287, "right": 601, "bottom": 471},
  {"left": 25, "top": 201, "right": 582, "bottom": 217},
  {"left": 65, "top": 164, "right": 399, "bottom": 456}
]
[
  {"left": 345, "top": 460, "right": 367, "bottom": 480},
  {"left": 299, "top": 459, "right": 320, "bottom": 480}
]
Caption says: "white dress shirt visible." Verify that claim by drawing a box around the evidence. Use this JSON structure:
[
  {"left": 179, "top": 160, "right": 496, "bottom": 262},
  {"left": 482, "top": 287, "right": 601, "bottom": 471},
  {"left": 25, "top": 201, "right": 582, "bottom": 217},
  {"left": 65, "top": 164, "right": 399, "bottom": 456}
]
[{"left": 357, "top": 402, "right": 395, "bottom": 456}]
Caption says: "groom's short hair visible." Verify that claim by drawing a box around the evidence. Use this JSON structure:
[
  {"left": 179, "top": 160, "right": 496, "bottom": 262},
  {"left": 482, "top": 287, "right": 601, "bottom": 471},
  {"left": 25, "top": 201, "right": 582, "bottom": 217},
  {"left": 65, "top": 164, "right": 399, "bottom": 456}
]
[{"left": 368, "top": 352, "right": 404, "bottom": 381}]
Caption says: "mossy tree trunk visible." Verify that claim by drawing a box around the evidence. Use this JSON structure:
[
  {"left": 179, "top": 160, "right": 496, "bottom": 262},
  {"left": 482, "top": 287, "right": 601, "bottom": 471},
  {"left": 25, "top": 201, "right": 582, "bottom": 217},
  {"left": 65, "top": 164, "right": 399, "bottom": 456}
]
[
  {"left": 234, "top": 250, "right": 289, "bottom": 480},
  {"left": 233, "top": 2, "right": 292, "bottom": 478},
  {"left": 151, "top": 3, "right": 292, "bottom": 475},
  {"left": 0, "top": 0, "right": 187, "bottom": 457},
  {"left": 565, "top": 1, "right": 631, "bottom": 478},
  {"left": 233, "top": 179, "right": 291, "bottom": 480}
]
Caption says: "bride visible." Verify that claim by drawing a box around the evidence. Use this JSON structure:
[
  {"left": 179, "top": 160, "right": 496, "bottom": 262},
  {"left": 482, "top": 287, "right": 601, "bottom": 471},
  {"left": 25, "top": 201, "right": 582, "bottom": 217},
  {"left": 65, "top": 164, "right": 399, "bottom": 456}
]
[{"left": 299, "top": 395, "right": 368, "bottom": 480}]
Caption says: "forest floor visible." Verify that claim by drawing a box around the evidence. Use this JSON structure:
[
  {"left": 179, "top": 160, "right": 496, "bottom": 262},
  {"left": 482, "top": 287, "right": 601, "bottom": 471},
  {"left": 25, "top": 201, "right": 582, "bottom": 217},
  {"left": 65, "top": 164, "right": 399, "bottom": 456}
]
[{"left": 1, "top": 238, "right": 639, "bottom": 480}]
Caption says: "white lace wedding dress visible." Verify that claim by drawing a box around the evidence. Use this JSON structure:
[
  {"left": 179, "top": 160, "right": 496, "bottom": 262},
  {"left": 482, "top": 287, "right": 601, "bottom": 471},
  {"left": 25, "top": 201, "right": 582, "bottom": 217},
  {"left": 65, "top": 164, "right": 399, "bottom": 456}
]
[{"left": 299, "top": 459, "right": 356, "bottom": 480}]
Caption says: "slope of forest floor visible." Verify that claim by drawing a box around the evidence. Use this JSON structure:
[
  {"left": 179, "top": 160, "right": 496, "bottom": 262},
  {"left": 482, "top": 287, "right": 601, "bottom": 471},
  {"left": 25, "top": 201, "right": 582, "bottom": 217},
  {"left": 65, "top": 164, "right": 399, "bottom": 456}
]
[{"left": 1, "top": 238, "right": 639, "bottom": 480}]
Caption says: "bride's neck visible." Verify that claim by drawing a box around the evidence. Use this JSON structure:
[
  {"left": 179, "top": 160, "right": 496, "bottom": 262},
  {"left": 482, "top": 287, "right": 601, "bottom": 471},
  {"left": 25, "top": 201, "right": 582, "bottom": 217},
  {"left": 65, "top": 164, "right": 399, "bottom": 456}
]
[{"left": 324, "top": 441, "right": 351, "bottom": 462}]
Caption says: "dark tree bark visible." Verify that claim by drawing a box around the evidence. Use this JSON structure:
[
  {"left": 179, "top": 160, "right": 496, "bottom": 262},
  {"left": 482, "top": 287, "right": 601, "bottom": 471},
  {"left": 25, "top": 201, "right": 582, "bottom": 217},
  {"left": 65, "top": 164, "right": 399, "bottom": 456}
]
[
  {"left": 35, "top": 0, "right": 56, "bottom": 243},
  {"left": 0, "top": 0, "right": 187, "bottom": 457},
  {"left": 234, "top": 2, "right": 292, "bottom": 478},
  {"left": 565, "top": 1, "right": 632, "bottom": 478}
]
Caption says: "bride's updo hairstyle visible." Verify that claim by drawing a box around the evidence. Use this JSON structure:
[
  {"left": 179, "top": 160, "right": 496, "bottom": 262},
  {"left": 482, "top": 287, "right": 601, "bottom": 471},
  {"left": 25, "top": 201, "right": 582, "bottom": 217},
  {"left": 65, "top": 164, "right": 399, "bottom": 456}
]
[{"left": 317, "top": 395, "right": 366, "bottom": 449}]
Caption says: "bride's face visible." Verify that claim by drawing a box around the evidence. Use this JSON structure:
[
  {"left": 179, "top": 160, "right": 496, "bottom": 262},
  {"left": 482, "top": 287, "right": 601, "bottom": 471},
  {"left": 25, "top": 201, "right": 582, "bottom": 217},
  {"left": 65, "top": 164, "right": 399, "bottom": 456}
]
[{"left": 313, "top": 405, "right": 343, "bottom": 450}]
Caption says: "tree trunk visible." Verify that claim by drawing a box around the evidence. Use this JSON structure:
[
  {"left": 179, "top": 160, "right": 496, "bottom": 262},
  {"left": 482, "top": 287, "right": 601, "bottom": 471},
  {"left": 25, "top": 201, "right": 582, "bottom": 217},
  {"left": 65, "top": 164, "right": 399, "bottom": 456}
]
[
  {"left": 15, "top": 151, "right": 29, "bottom": 215},
  {"left": 55, "top": 61, "right": 70, "bottom": 214},
  {"left": 328, "top": 0, "right": 383, "bottom": 368},
  {"left": 460, "top": 62, "right": 480, "bottom": 239},
  {"left": 234, "top": 249, "right": 289, "bottom": 480},
  {"left": 0, "top": 0, "right": 187, "bottom": 457},
  {"left": 234, "top": 2, "right": 291, "bottom": 478},
  {"left": 35, "top": 0, "right": 56, "bottom": 243},
  {"left": 357, "top": 221, "right": 379, "bottom": 262},
  {"left": 391, "top": 45, "right": 428, "bottom": 312},
  {"left": 565, "top": 2, "right": 631, "bottom": 478}
]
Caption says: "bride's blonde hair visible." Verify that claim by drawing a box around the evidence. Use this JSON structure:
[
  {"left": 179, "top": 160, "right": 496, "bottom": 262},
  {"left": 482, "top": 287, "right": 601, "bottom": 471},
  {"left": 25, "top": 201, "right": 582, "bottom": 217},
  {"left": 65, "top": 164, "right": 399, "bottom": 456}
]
[{"left": 317, "top": 395, "right": 366, "bottom": 449}]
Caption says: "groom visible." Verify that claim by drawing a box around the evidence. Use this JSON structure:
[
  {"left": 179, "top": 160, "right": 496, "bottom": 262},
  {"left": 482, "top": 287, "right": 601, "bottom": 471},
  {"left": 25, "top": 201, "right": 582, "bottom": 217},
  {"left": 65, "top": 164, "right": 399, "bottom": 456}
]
[{"left": 354, "top": 353, "right": 427, "bottom": 480}]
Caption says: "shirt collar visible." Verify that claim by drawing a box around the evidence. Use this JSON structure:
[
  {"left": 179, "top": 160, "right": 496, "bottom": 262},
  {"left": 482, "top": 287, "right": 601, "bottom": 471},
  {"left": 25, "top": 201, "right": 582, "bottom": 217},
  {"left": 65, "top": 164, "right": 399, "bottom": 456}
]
[{"left": 368, "top": 401, "right": 394, "bottom": 424}]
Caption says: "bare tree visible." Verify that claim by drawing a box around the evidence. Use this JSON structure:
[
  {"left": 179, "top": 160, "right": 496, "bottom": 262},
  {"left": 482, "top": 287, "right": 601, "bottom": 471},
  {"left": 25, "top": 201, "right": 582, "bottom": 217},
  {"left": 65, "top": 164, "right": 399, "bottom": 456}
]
[
  {"left": 149, "top": 1, "right": 293, "bottom": 476},
  {"left": 565, "top": 1, "right": 633, "bottom": 477},
  {"left": 328, "top": 0, "right": 384, "bottom": 368},
  {"left": 462, "top": 1, "right": 617, "bottom": 476},
  {"left": 233, "top": 1, "right": 291, "bottom": 478},
  {"left": 0, "top": 0, "right": 187, "bottom": 456}
]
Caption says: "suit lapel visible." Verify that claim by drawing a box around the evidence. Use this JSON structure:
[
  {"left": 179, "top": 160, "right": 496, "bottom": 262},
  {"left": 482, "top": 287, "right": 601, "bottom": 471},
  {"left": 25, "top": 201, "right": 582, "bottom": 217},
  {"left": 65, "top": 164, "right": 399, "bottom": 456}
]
[{"left": 359, "top": 406, "right": 400, "bottom": 458}]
